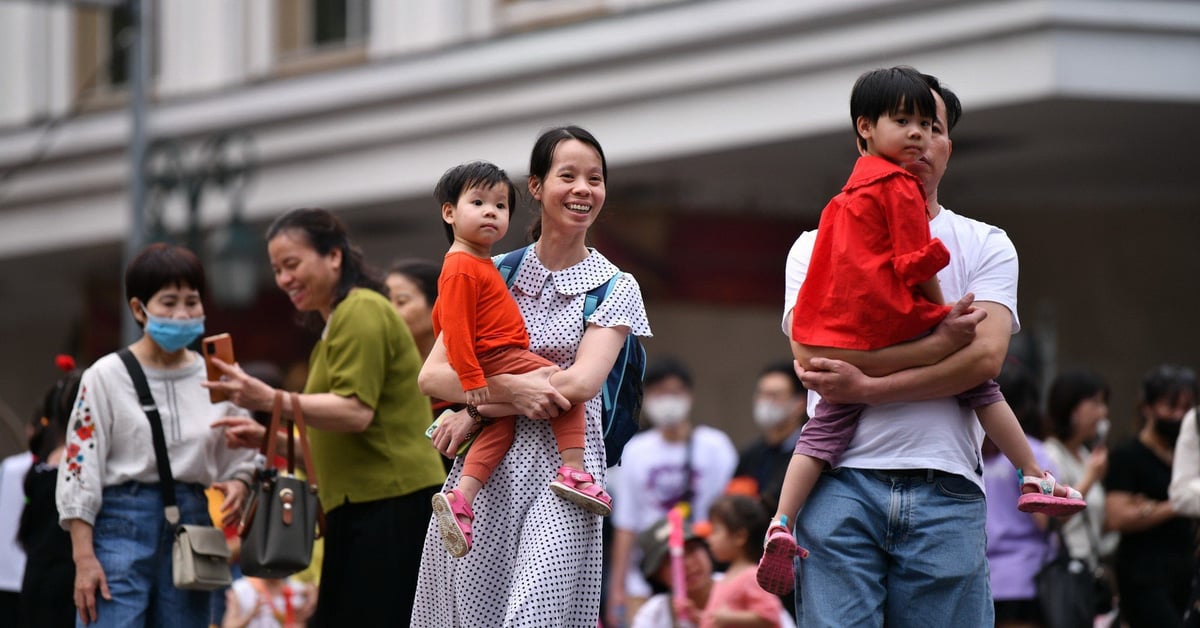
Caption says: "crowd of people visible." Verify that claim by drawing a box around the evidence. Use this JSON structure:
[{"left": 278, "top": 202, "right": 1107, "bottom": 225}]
[{"left": 0, "top": 67, "right": 1196, "bottom": 628}]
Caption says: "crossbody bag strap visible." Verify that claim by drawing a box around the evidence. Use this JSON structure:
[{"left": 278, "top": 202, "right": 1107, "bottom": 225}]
[{"left": 117, "top": 348, "right": 180, "bottom": 526}]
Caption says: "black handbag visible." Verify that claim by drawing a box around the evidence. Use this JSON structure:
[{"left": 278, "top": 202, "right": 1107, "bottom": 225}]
[
  {"left": 1036, "top": 514, "right": 1114, "bottom": 628},
  {"left": 238, "top": 390, "right": 323, "bottom": 578},
  {"left": 117, "top": 348, "right": 232, "bottom": 591}
]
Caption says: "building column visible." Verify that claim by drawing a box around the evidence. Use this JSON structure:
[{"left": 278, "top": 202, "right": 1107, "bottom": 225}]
[{"left": 158, "top": 0, "right": 246, "bottom": 97}]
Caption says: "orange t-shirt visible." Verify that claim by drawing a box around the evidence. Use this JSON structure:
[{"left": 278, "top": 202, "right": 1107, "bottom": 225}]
[
  {"left": 432, "top": 251, "right": 530, "bottom": 391},
  {"left": 791, "top": 155, "right": 951, "bottom": 351}
]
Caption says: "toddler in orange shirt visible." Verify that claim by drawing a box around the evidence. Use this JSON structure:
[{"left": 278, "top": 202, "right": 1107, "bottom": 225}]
[{"left": 428, "top": 161, "right": 611, "bottom": 559}]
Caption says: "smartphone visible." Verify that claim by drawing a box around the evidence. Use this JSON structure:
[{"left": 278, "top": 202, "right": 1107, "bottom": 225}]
[
  {"left": 425, "top": 408, "right": 477, "bottom": 457},
  {"left": 202, "top": 333, "right": 235, "bottom": 403}
]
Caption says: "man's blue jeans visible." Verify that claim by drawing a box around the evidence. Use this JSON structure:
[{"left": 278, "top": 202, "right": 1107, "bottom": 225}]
[
  {"left": 80, "top": 482, "right": 213, "bottom": 628},
  {"left": 793, "top": 468, "right": 993, "bottom": 628}
]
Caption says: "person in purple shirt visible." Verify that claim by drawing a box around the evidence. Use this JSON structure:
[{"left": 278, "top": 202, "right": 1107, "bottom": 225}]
[{"left": 984, "top": 362, "right": 1056, "bottom": 627}]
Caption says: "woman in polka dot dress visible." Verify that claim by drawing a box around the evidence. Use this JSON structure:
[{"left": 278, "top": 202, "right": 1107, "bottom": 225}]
[{"left": 413, "top": 125, "right": 652, "bottom": 627}]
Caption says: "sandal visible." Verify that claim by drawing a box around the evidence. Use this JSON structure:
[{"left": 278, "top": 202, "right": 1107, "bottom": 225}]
[
  {"left": 431, "top": 489, "right": 474, "bottom": 558},
  {"left": 1017, "top": 470, "right": 1086, "bottom": 516},
  {"left": 549, "top": 465, "right": 613, "bottom": 516},
  {"left": 756, "top": 515, "right": 809, "bottom": 596}
]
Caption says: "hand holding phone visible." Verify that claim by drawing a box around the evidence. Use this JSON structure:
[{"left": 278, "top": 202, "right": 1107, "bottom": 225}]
[
  {"left": 426, "top": 408, "right": 477, "bottom": 457},
  {"left": 202, "top": 333, "right": 235, "bottom": 403}
]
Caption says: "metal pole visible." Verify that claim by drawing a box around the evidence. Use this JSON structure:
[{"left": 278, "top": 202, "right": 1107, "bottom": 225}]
[{"left": 121, "top": 0, "right": 149, "bottom": 345}]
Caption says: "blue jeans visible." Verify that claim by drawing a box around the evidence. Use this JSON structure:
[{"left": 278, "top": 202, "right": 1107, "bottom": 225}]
[
  {"left": 81, "top": 482, "right": 213, "bottom": 628},
  {"left": 793, "top": 468, "right": 992, "bottom": 628}
]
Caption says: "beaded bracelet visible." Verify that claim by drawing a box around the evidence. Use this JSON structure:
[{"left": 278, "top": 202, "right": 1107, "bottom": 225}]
[{"left": 466, "top": 404, "right": 495, "bottom": 426}]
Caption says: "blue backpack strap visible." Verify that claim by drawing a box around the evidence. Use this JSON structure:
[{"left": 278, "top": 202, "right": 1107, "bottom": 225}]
[
  {"left": 495, "top": 245, "right": 531, "bottom": 287},
  {"left": 583, "top": 272, "right": 621, "bottom": 320}
]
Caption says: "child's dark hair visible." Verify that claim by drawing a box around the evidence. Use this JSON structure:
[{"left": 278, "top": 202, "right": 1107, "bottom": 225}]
[
  {"left": 266, "top": 208, "right": 386, "bottom": 331},
  {"left": 434, "top": 161, "right": 516, "bottom": 244},
  {"left": 124, "top": 243, "right": 206, "bottom": 323},
  {"left": 850, "top": 66, "right": 937, "bottom": 151},
  {"left": 31, "top": 356, "right": 83, "bottom": 462},
  {"left": 387, "top": 258, "right": 442, "bottom": 306},
  {"left": 1047, "top": 370, "right": 1110, "bottom": 441},
  {"left": 708, "top": 494, "right": 770, "bottom": 562},
  {"left": 526, "top": 125, "right": 607, "bottom": 242}
]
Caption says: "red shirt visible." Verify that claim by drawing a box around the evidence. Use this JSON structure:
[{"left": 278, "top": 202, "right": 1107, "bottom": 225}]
[
  {"left": 432, "top": 251, "right": 530, "bottom": 391},
  {"left": 792, "top": 155, "right": 951, "bottom": 351}
]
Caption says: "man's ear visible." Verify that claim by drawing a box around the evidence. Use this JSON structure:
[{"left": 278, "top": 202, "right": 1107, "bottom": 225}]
[{"left": 528, "top": 176, "right": 542, "bottom": 202}]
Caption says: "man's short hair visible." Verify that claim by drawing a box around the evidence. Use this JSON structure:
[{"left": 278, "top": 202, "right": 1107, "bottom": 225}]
[
  {"left": 919, "top": 73, "right": 963, "bottom": 132},
  {"left": 759, "top": 360, "right": 805, "bottom": 395},
  {"left": 644, "top": 357, "right": 694, "bottom": 390}
]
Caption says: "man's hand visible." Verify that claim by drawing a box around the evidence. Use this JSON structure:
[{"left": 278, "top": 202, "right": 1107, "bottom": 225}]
[
  {"left": 796, "top": 357, "right": 877, "bottom": 405},
  {"left": 932, "top": 292, "right": 986, "bottom": 353}
]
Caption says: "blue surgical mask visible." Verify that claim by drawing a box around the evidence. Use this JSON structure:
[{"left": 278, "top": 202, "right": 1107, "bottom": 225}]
[{"left": 144, "top": 310, "right": 205, "bottom": 353}]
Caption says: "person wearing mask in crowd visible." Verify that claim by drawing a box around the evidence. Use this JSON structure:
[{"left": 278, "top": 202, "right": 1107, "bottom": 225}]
[
  {"left": 1105, "top": 364, "right": 1198, "bottom": 628},
  {"left": 608, "top": 358, "right": 739, "bottom": 627},
  {"left": 57, "top": 243, "right": 256, "bottom": 627},
  {"left": 784, "top": 73, "right": 1016, "bottom": 626},
  {"left": 17, "top": 356, "right": 81, "bottom": 628},
  {"left": 1169, "top": 375, "right": 1200, "bottom": 625},
  {"left": 984, "top": 361, "right": 1056, "bottom": 628},
  {"left": 630, "top": 516, "right": 795, "bottom": 628},
  {"left": 412, "top": 126, "right": 652, "bottom": 627},
  {"left": 207, "top": 208, "right": 446, "bottom": 627},
  {"left": 1043, "top": 370, "right": 1119, "bottom": 571},
  {"left": 734, "top": 361, "right": 807, "bottom": 512},
  {"left": 385, "top": 259, "right": 440, "bottom": 363}
]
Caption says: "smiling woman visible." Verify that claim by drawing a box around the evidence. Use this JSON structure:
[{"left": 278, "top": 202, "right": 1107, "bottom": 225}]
[{"left": 205, "top": 208, "right": 445, "bottom": 627}]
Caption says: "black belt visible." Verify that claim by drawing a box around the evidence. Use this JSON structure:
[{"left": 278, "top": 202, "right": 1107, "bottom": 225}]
[{"left": 874, "top": 468, "right": 955, "bottom": 481}]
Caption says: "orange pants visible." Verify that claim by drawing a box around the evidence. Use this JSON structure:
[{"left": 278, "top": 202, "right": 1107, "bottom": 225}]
[{"left": 462, "top": 346, "right": 585, "bottom": 484}]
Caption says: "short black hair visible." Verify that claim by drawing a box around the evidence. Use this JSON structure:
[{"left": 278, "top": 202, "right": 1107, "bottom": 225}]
[
  {"left": 759, "top": 360, "right": 805, "bottom": 395},
  {"left": 124, "top": 243, "right": 206, "bottom": 318},
  {"left": 920, "top": 73, "right": 963, "bottom": 132},
  {"left": 434, "top": 161, "right": 517, "bottom": 244},
  {"left": 644, "top": 357, "right": 694, "bottom": 390},
  {"left": 1046, "top": 370, "right": 1110, "bottom": 441},
  {"left": 1140, "top": 364, "right": 1198, "bottom": 408},
  {"left": 850, "top": 66, "right": 937, "bottom": 151}
]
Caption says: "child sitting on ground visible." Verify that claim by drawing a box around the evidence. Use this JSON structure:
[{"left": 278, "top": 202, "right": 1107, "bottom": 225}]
[
  {"left": 757, "top": 67, "right": 1084, "bottom": 595},
  {"left": 428, "top": 161, "right": 611, "bottom": 559}
]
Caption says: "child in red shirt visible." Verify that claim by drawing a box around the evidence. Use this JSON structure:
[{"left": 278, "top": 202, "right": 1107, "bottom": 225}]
[
  {"left": 428, "top": 161, "right": 611, "bottom": 559},
  {"left": 756, "top": 67, "right": 1084, "bottom": 595}
]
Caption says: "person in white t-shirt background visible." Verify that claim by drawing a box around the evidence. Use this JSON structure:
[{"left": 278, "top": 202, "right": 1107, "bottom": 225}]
[
  {"left": 783, "top": 73, "right": 1015, "bottom": 626},
  {"left": 606, "top": 358, "right": 738, "bottom": 628}
]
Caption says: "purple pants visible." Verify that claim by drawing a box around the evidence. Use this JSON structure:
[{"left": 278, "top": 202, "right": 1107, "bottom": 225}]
[{"left": 794, "top": 379, "right": 1004, "bottom": 466}]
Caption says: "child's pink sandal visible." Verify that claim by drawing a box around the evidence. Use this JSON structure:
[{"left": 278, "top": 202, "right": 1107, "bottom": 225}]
[
  {"left": 1017, "top": 470, "right": 1086, "bottom": 516},
  {"left": 549, "top": 465, "right": 613, "bottom": 516},
  {"left": 756, "top": 515, "right": 809, "bottom": 596},
  {"left": 431, "top": 489, "right": 474, "bottom": 558}
]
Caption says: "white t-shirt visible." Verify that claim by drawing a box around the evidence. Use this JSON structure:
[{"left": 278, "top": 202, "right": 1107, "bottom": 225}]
[
  {"left": 782, "top": 206, "right": 1020, "bottom": 489},
  {"left": 0, "top": 452, "right": 33, "bottom": 592},
  {"left": 610, "top": 424, "right": 738, "bottom": 597}
]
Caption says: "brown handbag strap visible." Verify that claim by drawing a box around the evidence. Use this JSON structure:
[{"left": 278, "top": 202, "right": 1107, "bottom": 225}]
[{"left": 287, "top": 392, "right": 326, "bottom": 538}]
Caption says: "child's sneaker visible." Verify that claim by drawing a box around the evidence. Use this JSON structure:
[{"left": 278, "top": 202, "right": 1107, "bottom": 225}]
[
  {"left": 1016, "top": 470, "right": 1086, "bottom": 516},
  {"left": 756, "top": 516, "right": 809, "bottom": 595}
]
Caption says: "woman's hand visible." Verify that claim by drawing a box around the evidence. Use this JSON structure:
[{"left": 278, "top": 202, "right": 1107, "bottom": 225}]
[
  {"left": 212, "top": 479, "right": 249, "bottom": 529},
  {"left": 212, "top": 416, "right": 268, "bottom": 450},
  {"left": 430, "top": 408, "right": 476, "bottom": 458},
  {"left": 73, "top": 554, "right": 111, "bottom": 625},
  {"left": 203, "top": 358, "right": 276, "bottom": 413},
  {"left": 494, "top": 367, "right": 570, "bottom": 419}
]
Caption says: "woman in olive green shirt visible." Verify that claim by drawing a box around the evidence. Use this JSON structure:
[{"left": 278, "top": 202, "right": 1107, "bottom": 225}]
[{"left": 209, "top": 208, "right": 445, "bottom": 627}]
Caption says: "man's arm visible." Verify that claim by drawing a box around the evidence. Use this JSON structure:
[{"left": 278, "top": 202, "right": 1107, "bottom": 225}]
[
  {"left": 798, "top": 300, "right": 1012, "bottom": 405},
  {"left": 789, "top": 293, "right": 982, "bottom": 377}
]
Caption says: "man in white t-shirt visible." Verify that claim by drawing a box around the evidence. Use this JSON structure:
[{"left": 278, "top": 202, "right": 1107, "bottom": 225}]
[
  {"left": 606, "top": 358, "right": 738, "bottom": 628},
  {"left": 783, "top": 74, "right": 1016, "bottom": 626}
]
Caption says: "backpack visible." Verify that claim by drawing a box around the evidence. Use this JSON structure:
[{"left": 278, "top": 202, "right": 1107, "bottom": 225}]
[{"left": 496, "top": 245, "right": 646, "bottom": 467}]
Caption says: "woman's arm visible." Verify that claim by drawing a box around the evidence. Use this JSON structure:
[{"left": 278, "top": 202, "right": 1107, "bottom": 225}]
[
  {"left": 69, "top": 519, "right": 110, "bottom": 624},
  {"left": 790, "top": 292, "right": 982, "bottom": 378},
  {"left": 1106, "top": 490, "right": 1176, "bottom": 533},
  {"left": 205, "top": 359, "right": 373, "bottom": 432},
  {"left": 546, "top": 325, "right": 628, "bottom": 404},
  {"left": 1170, "top": 409, "right": 1200, "bottom": 516}
]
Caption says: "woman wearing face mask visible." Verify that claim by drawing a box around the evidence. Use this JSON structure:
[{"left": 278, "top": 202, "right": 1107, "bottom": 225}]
[
  {"left": 56, "top": 244, "right": 255, "bottom": 627},
  {"left": 1043, "top": 370, "right": 1120, "bottom": 571},
  {"left": 735, "top": 361, "right": 808, "bottom": 514},
  {"left": 1105, "top": 364, "right": 1198, "bottom": 628},
  {"left": 607, "top": 358, "right": 739, "bottom": 628}
]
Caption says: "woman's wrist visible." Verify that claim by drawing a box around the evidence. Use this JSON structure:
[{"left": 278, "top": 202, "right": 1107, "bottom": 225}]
[{"left": 466, "top": 404, "right": 495, "bottom": 426}]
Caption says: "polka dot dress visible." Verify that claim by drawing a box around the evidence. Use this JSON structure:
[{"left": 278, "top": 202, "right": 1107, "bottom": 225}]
[{"left": 412, "top": 247, "right": 652, "bottom": 627}]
